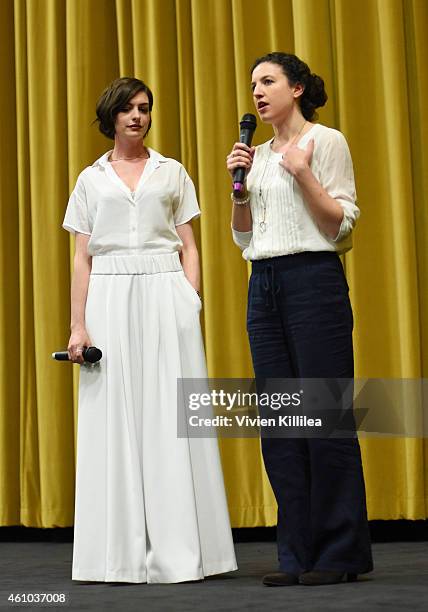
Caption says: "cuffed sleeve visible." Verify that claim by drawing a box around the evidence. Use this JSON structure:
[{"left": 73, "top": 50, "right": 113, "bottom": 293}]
[
  {"left": 173, "top": 167, "right": 201, "bottom": 225},
  {"left": 63, "top": 174, "right": 91, "bottom": 235},
  {"left": 331, "top": 203, "right": 358, "bottom": 243},
  {"left": 320, "top": 130, "right": 360, "bottom": 242},
  {"left": 231, "top": 225, "right": 253, "bottom": 250}
]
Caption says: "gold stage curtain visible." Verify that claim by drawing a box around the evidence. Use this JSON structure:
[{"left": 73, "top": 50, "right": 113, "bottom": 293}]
[{"left": 1, "top": 0, "right": 427, "bottom": 527}]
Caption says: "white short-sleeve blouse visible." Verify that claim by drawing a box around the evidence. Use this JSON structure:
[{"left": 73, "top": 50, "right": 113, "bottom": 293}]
[
  {"left": 63, "top": 148, "right": 200, "bottom": 256},
  {"left": 232, "top": 123, "right": 360, "bottom": 260}
]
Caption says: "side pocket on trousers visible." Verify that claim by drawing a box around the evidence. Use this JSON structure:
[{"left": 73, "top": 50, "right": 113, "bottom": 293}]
[{"left": 181, "top": 272, "right": 202, "bottom": 310}]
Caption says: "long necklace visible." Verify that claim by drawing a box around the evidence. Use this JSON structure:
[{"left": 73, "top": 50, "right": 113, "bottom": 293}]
[
  {"left": 258, "top": 120, "right": 306, "bottom": 233},
  {"left": 258, "top": 151, "right": 271, "bottom": 233}
]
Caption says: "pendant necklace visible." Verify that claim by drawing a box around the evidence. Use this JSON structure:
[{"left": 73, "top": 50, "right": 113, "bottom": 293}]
[
  {"left": 258, "top": 151, "right": 271, "bottom": 233},
  {"left": 258, "top": 120, "right": 306, "bottom": 233}
]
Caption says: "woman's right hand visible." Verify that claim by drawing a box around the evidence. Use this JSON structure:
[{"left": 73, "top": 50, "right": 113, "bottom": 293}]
[
  {"left": 68, "top": 326, "right": 92, "bottom": 364},
  {"left": 226, "top": 142, "right": 255, "bottom": 180}
]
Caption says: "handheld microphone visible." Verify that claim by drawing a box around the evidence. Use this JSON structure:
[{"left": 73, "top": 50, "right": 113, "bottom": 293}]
[
  {"left": 233, "top": 113, "right": 257, "bottom": 197},
  {"left": 52, "top": 346, "right": 102, "bottom": 363}
]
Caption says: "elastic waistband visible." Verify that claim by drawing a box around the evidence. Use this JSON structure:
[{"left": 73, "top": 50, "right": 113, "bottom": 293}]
[
  {"left": 91, "top": 252, "right": 182, "bottom": 275},
  {"left": 251, "top": 251, "right": 339, "bottom": 272}
]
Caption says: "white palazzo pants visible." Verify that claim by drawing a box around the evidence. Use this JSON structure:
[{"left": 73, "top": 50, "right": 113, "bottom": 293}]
[{"left": 72, "top": 252, "right": 237, "bottom": 583}]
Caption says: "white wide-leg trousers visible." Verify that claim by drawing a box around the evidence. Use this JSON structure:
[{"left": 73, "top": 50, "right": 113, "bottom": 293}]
[{"left": 72, "top": 252, "right": 237, "bottom": 583}]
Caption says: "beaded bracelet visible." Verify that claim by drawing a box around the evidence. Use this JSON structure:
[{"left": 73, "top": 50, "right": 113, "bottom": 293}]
[{"left": 230, "top": 192, "right": 250, "bottom": 206}]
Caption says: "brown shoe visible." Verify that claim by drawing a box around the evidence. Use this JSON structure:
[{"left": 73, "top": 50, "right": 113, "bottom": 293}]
[
  {"left": 299, "top": 571, "right": 357, "bottom": 585},
  {"left": 262, "top": 572, "right": 299, "bottom": 586}
]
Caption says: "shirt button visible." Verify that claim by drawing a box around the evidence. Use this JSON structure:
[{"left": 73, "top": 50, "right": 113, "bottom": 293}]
[{"left": 131, "top": 226, "right": 136, "bottom": 231}]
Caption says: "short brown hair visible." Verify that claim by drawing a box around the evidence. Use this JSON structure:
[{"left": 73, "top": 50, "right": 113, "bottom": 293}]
[{"left": 95, "top": 77, "right": 154, "bottom": 140}]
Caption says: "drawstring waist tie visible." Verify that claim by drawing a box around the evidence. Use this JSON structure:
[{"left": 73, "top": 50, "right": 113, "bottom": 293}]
[{"left": 251, "top": 251, "right": 340, "bottom": 312}]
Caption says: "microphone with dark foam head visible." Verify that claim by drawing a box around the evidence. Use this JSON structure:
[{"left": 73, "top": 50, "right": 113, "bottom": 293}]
[
  {"left": 233, "top": 113, "right": 257, "bottom": 197},
  {"left": 52, "top": 346, "right": 102, "bottom": 363}
]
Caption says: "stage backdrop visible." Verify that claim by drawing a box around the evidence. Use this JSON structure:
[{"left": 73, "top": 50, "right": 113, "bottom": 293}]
[{"left": 1, "top": 0, "right": 427, "bottom": 527}]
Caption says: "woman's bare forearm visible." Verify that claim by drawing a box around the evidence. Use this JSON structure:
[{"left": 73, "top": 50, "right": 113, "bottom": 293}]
[
  {"left": 294, "top": 165, "right": 343, "bottom": 238},
  {"left": 176, "top": 222, "right": 200, "bottom": 292},
  {"left": 231, "top": 193, "right": 253, "bottom": 232},
  {"left": 180, "top": 244, "right": 200, "bottom": 291},
  {"left": 70, "top": 250, "right": 92, "bottom": 331},
  {"left": 226, "top": 143, "right": 255, "bottom": 232}
]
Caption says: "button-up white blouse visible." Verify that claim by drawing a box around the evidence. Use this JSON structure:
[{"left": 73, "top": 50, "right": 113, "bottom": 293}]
[
  {"left": 63, "top": 148, "right": 200, "bottom": 255},
  {"left": 232, "top": 123, "right": 360, "bottom": 260}
]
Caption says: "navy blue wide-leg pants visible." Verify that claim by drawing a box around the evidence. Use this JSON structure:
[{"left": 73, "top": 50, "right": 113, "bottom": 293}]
[{"left": 247, "top": 252, "right": 373, "bottom": 575}]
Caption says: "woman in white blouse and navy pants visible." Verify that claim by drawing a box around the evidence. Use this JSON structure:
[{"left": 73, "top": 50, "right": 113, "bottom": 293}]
[
  {"left": 63, "top": 77, "right": 237, "bottom": 584},
  {"left": 228, "top": 53, "right": 373, "bottom": 586}
]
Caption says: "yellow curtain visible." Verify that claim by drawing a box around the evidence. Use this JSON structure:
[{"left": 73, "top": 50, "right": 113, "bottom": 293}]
[{"left": 1, "top": 0, "right": 427, "bottom": 527}]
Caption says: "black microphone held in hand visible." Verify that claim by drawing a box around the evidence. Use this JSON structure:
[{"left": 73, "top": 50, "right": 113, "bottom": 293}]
[
  {"left": 233, "top": 113, "right": 257, "bottom": 197},
  {"left": 52, "top": 346, "right": 102, "bottom": 363}
]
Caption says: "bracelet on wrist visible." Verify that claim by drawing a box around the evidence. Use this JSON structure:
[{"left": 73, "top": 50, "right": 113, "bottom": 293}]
[{"left": 230, "top": 192, "right": 250, "bottom": 206}]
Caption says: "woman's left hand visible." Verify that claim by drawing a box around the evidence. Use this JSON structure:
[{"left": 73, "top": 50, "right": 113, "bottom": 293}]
[{"left": 280, "top": 138, "right": 314, "bottom": 177}]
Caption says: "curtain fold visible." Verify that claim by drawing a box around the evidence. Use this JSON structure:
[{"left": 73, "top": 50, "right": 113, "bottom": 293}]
[
  {"left": 0, "top": 0, "right": 20, "bottom": 526},
  {"left": 0, "top": 0, "right": 426, "bottom": 527},
  {"left": 15, "top": 0, "right": 39, "bottom": 527},
  {"left": 25, "top": 0, "right": 75, "bottom": 526}
]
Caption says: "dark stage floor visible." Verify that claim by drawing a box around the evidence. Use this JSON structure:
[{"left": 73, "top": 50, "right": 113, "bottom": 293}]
[{"left": 0, "top": 539, "right": 427, "bottom": 611}]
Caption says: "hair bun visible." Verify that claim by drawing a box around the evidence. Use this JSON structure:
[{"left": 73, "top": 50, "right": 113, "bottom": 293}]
[
  {"left": 307, "top": 73, "right": 328, "bottom": 107},
  {"left": 299, "top": 72, "right": 327, "bottom": 121}
]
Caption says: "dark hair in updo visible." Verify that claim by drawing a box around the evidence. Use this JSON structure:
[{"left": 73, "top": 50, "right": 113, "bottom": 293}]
[
  {"left": 251, "top": 52, "right": 327, "bottom": 121},
  {"left": 95, "top": 77, "right": 153, "bottom": 140}
]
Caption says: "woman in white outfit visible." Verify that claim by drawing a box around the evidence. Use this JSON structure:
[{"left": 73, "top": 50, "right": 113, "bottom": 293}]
[{"left": 64, "top": 77, "right": 237, "bottom": 584}]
